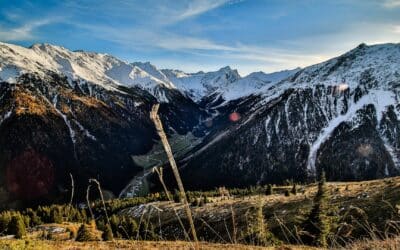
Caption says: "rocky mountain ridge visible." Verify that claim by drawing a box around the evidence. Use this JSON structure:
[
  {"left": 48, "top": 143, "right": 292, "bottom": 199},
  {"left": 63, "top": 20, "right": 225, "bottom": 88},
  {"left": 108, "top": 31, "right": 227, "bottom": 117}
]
[{"left": 0, "top": 41, "right": 399, "bottom": 205}]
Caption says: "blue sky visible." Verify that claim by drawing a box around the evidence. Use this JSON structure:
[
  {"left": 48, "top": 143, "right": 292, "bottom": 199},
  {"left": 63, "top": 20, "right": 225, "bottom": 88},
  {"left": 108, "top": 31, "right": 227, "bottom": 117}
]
[{"left": 0, "top": 0, "right": 400, "bottom": 75}]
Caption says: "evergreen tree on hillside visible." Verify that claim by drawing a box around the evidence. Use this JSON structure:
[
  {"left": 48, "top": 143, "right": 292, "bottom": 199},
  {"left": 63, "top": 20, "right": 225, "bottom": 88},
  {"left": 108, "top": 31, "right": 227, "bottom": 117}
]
[
  {"left": 25, "top": 208, "right": 41, "bottom": 226},
  {"left": 266, "top": 184, "right": 273, "bottom": 195},
  {"left": 173, "top": 189, "right": 181, "bottom": 203},
  {"left": 126, "top": 218, "right": 138, "bottom": 238},
  {"left": 9, "top": 215, "right": 26, "bottom": 239},
  {"left": 0, "top": 212, "right": 12, "bottom": 233},
  {"left": 243, "top": 197, "right": 277, "bottom": 246},
  {"left": 109, "top": 215, "right": 120, "bottom": 237},
  {"left": 76, "top": 221, "right": 100, "bottom": 241},
  {"left": 50, "top": 207, "right": 62, "bottom": 223},
  {"left": 302, "top": 171, "right": 329, "bottom": 247},
  {"left": 102, "top": 224, "right": 113, "bottom": 241},
  {"left": 291, "top": 183, "right": 297, "bottom": 195}
]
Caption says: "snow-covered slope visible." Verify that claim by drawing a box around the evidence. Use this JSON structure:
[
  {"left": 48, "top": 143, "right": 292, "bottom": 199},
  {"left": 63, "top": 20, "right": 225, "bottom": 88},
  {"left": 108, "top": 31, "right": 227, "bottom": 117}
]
[
  {"left": 0, "top": 42, "right": 298, "bottom": 103},
  {"left": 161, "top": 66, "right": 299, "bottom": 102},
  {"left": 220, "top": 68, "right": 300, "bottom": 101},
  {"left": 175, "top": 43, "right": 400, "bottom": 189},
  {"left": 0, "top": 42, "right": 176, "bottom": 102},
  {"left": 161, "top": 66, "right": 240, "bottom": 101}
]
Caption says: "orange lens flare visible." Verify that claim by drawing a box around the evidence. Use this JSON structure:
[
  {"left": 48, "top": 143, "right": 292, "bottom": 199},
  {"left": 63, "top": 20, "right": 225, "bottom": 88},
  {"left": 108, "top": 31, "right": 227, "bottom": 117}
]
[
  {"left": 6, "top": 149, "right": 55, "bottom": 199},
  {"left": 229, "top": 112, "right": 241, "bottom": 122}
]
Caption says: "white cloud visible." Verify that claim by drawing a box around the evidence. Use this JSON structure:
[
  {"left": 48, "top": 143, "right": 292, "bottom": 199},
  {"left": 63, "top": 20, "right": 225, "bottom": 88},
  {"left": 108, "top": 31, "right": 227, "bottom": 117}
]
[
  {"left": 382, "top": 0, "right": 400, "bottom": 8},
  {"left": 176, "top": 0, "right": 229, "bottom": 21},
  {"left": 147, "top": 33, "right": 234, "bottom": 51},
  {"left": 3, "top": 1, "right": 398, "bottom": 75},
  {"left": 0, "top": 19, "right": 54, "bottom": 41},
  {"left": 62, "top": 0, "right": 230, "bottom": 27}
]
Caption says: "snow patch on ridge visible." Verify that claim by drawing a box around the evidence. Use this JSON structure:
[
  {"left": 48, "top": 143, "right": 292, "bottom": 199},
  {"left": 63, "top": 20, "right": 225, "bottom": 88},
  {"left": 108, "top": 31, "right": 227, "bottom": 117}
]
[
  {"left": 307, "top": 89, "right": 397, "bottom": 173},
  {"left": 0, "top": 66, "right": 19, "bottom": 83},
  {"left": 0, "top": 109, "right": 12, "bottom": 126}
]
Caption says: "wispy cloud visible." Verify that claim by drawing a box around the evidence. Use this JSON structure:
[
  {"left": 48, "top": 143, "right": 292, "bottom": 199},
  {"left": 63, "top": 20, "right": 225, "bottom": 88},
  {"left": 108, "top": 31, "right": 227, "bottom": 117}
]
[
  {"left": 0, "top": 19, "right": 54, "bottom": 41},
  {"left": 61, "top": 0, "right": 230, "bottom": 27},
  {"left": 175, "top": 0, "right": 229, "bottom": 21},
  {"left": 70, "top": 21, "right": 330, "bottom": 73},
  {"left": 1, "top": 0, "right": 399, "bottom": 75},
  {"left": 67, "top": 21, "right": 234, "bottom": 51},
  {"left": 382, "top": 0, "right": 400, "bottom": 8}
]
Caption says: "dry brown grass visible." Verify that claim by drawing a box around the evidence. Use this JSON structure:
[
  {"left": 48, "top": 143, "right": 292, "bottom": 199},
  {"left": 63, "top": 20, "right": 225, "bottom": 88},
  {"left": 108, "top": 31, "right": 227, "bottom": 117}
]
[
  {"left": 118, "top": 176, "right": 400, "bottom": 248},
  {"left": 348, "top": 236, "right": 400, "bottom": 249},
  {"left": 0, "top": 239, "right": 318, "bottom": 250}
]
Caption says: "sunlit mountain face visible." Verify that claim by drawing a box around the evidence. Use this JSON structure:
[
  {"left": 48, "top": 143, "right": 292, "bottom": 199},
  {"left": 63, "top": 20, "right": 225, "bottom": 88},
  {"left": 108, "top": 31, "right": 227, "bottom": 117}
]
[{"left": 0, "top": 42, "right": 400, "bottom": 207}]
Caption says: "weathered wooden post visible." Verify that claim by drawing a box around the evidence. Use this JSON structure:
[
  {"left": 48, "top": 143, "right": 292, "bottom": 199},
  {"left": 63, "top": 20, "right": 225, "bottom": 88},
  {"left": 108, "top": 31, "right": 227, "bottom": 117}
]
[{"left": 150, "top": 104, "right": 199, "bottom": 246}]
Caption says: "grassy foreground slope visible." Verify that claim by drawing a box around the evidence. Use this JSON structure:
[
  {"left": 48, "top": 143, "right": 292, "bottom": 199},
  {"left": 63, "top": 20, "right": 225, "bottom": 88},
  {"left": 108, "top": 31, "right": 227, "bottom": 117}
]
[
  {"left": 0, "top": 239, "right": 314, "bottom": 250},
  {"left": 1, "top": 237, "right": 400, "bottom": 249},
  {"left": 119, "top": 177, "right": 400, "bottom": 245},
  {"left": 2, "top": 177, "right": 400, "bottom": 249}
]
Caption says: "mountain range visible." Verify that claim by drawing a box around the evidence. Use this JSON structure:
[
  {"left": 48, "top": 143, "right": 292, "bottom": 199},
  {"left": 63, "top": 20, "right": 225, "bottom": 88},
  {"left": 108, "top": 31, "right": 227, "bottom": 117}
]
[{"left": 0, "top": 41, "right": 399, "bottom": 207}]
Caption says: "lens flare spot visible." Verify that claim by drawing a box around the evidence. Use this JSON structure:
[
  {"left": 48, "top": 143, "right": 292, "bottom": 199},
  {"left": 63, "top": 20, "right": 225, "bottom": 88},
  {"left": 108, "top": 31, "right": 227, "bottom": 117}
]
[
  {"left": 6, "top": 149, "right": 55, "bottom": 199},
  {"left": 229, "top": 112, "right": 241, "bottom": 122},
  {"left": 356, "top": 144, "right": 373, "bottom": 157},
  {"left": 338, "top": 83, "right": 349, "bottom": 91},
  {"left": 204, "top": 118, "right": 213, "bottom": 128}
]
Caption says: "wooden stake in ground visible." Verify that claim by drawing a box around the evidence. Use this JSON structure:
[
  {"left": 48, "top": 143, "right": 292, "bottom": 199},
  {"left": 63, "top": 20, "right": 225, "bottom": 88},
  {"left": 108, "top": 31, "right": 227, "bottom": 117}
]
[
  {"left": 86, "top": 184, "right": 94, "bottom": 220},
  {"left": 150, "top": 104, "right": 199, "bottom": 246},
  {"left": 89, "top": 178, "right": 111, "bottom": 226},
  {"left": 69, "top": 173, "right": 75, "bottom": 206}
]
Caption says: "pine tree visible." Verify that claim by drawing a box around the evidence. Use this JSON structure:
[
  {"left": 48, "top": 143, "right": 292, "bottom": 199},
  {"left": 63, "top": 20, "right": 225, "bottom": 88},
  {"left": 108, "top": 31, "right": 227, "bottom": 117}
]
[
  {"left": 302, "top": 171, "right": 329, "bottom": 247},
  {"left": 199, "top": 198, "right": 205, "bottom": 206},
  {"left": 126, "top": 218, "right": 138, "bottom": 238},
  {"left": 9, "top": 215, "right": 26, "bottom": 239},
  {"left": 291, "top": 183, "right": 297, "bottom": 195},
  {"left": 50, "top": 207, "right": 62, "bottom": 223},
  {"left": 26, "top": 208, "right": 41, "bottom": 226},
  {"left": 245, "top": 197, "right": 276, "bottom": 246},
  {"left": 266, "top": 184, "right": 273, "bottom": 195},
  {"left": 76, "top": 224, "right": 91, "bottom": 241},
  {"left": 173, "top": 189, "right": 181, "bottom": 203},
  {"left": 102, "top": 224, "right": 113, "bottom": 241},
  {"left": 0, "top": 212, "right": 12, "bottom": 233},
  {"left": 110, "top": 215, "right": 120, "bottom": 236},
  {"left": 76, "top": 222, "right": 100, "bottom": 241}
]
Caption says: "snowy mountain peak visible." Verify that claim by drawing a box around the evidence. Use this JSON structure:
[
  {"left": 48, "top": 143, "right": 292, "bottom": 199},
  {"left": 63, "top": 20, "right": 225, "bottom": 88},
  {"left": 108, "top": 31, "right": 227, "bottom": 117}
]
[
  {"left": 3, "top": 41, "right": 397, "bottom": 106},
  {"left": 0, "top": 42, "right": 178, "bottom": 102},
  {"left": 289, "top": 43, "right": 400, "bottom": 90},
  {"left": 219, "top": 68, "right": 300, "bottom": 101},
  {"left": 131, "top": 61, "right": 174, "bottom": 88},
  {"left": 159, "top": 66, "right": 242, "bottom": 101},
  {"left": 0, "top": 41, "right": 301, "bottom": 103}
]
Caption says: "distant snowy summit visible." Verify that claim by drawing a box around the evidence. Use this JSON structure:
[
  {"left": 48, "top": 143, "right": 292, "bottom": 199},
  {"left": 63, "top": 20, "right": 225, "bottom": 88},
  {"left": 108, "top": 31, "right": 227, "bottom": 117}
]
[{"left": 0, "top": 42, "right": 299, "bottom": 103}]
